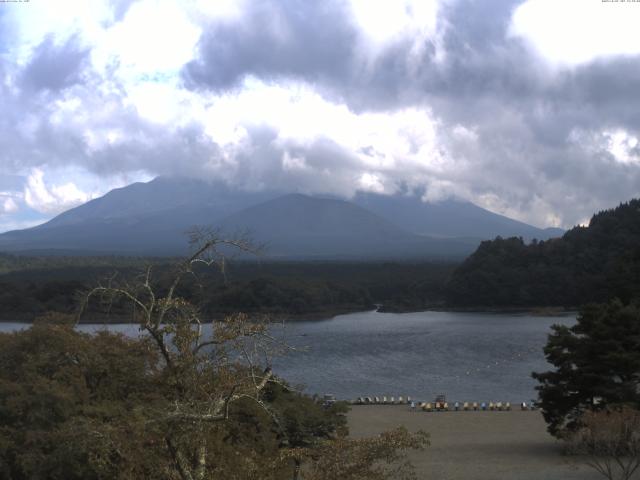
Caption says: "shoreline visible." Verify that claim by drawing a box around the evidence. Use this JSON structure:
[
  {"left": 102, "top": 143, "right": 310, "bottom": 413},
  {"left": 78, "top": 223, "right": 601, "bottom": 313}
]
[
  {"left": 0, "top": 304, "right": 576, "bottom": 324},
  {"left": 379, "top": 304, "right": 576, "bottom": 316}
]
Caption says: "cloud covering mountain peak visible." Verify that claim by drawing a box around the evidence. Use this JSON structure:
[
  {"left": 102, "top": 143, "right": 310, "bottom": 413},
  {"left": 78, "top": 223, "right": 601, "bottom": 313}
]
[{"left": 1, "top": 0, "right": 639, "bottom": 233}]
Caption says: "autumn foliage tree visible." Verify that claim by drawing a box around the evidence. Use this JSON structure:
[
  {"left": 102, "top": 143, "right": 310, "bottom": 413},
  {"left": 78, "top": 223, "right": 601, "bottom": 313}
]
[
  {"left": 0, "top": 229, "right": 429, "bottom": 479},
  {"left": 0, "top": 317, "right": 165, "bottom": 479}
]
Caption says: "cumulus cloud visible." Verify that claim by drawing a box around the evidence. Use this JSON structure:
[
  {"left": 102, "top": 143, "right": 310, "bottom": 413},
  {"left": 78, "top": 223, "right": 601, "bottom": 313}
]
[
  {"left": 23, "top": 168, "right": 93, "bottom": 214},
  {"left": 0, "top": 196, "right": 19, "bottom": 215},
  {"left": 1, "top": 0, "right": 639, "bottom": 232},
  {"left": 20, "top": 34, "right": 90, "bottom": 92},
  {"left": 183, "top": 0, "right": 357, "bottom": 91},
  {"left": 510, "top": 0, "right": 640, "bottom": 67}
]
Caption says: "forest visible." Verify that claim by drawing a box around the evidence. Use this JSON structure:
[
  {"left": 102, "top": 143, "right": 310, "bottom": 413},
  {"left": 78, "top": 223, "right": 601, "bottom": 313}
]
[
  {"left": 1, "top": 199, "right": 639, "bottom": 321},
  {"left": 0, "top": 259, "right": 455, "bottom": 321},
  {"left": 445, "top": 199, "right": 640, "bottom": 307}
]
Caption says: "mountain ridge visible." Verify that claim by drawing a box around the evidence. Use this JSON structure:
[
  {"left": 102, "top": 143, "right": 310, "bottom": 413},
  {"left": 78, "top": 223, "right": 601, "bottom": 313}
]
[{"left": 0, "top": 177, "right": 564, "bottom": 259}]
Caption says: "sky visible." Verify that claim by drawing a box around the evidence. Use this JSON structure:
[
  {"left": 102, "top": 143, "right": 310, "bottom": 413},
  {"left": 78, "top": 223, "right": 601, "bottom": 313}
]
[{"left": 0, "top": 0, "right": 639, "bottom": 232}]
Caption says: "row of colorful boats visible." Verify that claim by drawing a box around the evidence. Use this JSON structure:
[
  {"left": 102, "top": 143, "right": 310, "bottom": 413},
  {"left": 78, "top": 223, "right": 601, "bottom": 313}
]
[{"left": 351, "top": 396, "right": 538, "bottom": 411}]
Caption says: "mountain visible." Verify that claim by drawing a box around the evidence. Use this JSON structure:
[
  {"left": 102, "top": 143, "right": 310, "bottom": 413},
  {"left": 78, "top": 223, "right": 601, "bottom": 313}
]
[
  {"left": 218, "top": 194, "right": 477, "bottom": 258},
  {"left": 0, "top": 177, "right": 563, "bottom": 258},
  {"left": 445, "top": 199, "right": 640, "bottom": 307},
  {"left": 39, "top": 177, "right": 277, "bottom": 230},
  {"left": 353, "top": 192, "right": 563, "bottom": 241},
  {"left": 0, "top": 177, "right": 278, "bottom": 255}
]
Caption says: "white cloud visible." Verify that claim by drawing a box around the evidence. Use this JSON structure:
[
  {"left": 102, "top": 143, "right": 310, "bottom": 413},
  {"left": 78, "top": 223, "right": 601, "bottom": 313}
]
[
  {"left": 452, "top": 124, "right": 478, "bottom": 143},
  {"left": 349, "top": 0, "right": 448, "bottom": 69},
  {"left": 358, "top": 173, "right": 386, "bottom": 193},
  {"left": 6, "top": 0, "right": 111, "bottom": 64},
  {"left": 23, "top": 168, "right": 92, "bottom": 214},
  {"left": 350, "top": 0, "right": 440, "bottom": 46},
  {"left": 192, "top": 78, "right": 447, "bottom": 195},
  {"left": 189, "top": 0, "right": 247, "bottom": 21},
  {"left": 605, "top": 129, "right": 640, "bottom": 165},
  {"left": 99, "top": 0, "right": 201, "bottom": 76},
  {"left": 569, "top": 128, "right": 640, "bottom": 165},
  {"left": 509, "top": 0, "right": 640, "bottom": 67},
  {"left": 0, "top": 196, "right": 19, "bottom": 215},
  {"left": 281, "top": 151, "right": 309, "bottom": 172},
  {"left": 0, "top": 0, "right": 480, "bottom": 212}
]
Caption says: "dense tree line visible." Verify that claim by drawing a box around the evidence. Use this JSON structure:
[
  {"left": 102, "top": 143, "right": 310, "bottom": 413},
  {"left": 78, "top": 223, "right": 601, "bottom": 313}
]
[
  {"left": 0, "top": 253, "right": 156, "bottom": 275},
  {"left": 446, "top": 199, "right": 640, "bottom": 307},
  {"left": 0, "top": 262, "right": 455, "bottom": 321}
]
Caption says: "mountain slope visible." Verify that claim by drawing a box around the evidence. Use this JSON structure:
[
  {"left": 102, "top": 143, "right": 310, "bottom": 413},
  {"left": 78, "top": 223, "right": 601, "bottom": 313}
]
[
  {"left": 37, "top": 177, "right": 277, "bottom": 230},
  {"left": 0, "top": 177, "right": 563, "bottom": 258},
  {"left": 0, "top": 177, "right": 279, "bottom": 255},
  {"left": 218, "top": 194, "right": 477, "bottom": 258},
  {"left": 353, "top": 192, "right": 563, "bottom": 241}
]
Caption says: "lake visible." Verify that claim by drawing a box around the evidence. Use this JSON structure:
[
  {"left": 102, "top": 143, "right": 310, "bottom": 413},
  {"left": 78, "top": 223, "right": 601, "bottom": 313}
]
[{"left": 0, "top": 310, "right": 575, "bottom": 403}]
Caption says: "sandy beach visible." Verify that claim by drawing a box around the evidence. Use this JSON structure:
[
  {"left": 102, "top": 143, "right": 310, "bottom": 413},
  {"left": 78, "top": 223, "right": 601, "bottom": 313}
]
[{"left": 348, "top": 405, "right": 601, "bottom": 480}]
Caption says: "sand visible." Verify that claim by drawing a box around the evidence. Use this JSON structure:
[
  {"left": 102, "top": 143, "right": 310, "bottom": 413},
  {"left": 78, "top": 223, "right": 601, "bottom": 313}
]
[{"left": 348, "top": 405, "right": 601, "bottom": 480}]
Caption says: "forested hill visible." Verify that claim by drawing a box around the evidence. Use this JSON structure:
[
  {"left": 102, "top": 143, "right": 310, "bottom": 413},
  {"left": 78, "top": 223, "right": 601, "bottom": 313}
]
[{"left": 445, "top": 199, "right": 640, "bottom": 307}]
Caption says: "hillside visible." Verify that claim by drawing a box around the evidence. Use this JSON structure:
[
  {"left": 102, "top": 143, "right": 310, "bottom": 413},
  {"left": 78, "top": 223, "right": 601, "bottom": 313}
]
[
  {"left": 219, "top": 194, "right": 477, "bottom": 259},
  {"left": 353, "top": 192, "right": 564, "bottom": 241},
  {"left": 445, "top": 199, "right": 640, "bottom": 307},
  {"left": 0, "top": 177, "right": 278, "bottom": 255},
  {"left": 0, "top": 177, "right": 562, "bottom": 259}
]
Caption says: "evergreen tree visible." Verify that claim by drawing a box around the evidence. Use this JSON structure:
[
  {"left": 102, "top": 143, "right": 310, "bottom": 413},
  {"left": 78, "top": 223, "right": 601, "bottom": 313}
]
[{"left": 533, "top": 299, "right": 640, "bottom": 436}]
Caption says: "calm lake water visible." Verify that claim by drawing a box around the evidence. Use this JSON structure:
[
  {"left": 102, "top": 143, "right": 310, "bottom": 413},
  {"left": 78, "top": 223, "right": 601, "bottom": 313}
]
[{"left": 0, "top": 310, "right": 575, "bottom": 403}]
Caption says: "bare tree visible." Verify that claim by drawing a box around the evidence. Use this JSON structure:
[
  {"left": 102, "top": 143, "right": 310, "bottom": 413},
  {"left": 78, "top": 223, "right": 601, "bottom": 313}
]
[
  {"left": 78, "top": 228, "right": 283, "bottom": 480},
  {"left": 566, "top": 407, "right": 640, "bottom": 480}
]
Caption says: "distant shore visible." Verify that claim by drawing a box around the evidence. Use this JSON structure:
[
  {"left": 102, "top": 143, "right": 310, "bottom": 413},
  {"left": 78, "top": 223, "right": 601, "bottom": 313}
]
[
  {"left": 348, "top": 405, "right": 597, "bottom": 480},
  {"left": 0, "top": 305, "right": 370, "bottom": 324},
  {"left": 0, "top": 304, "right": 576, "bottom": 324},
  {"left": 379, "top": 304, "right": 576, "bottom": 316}
]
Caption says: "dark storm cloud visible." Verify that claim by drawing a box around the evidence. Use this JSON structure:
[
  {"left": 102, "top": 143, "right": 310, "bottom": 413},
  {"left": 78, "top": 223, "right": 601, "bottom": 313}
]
[
  {"left": 182, "top": 0, "right": 531, "bottom": 109},
  {"left": 183, "top": 0, "right": 358, "bottom": 91},
  {"left": 20, "top": 34, "right": 90, "bottom": 93},
  {"left": 228, "top": 127, "right": 363, "bottom": 195},
  {"left": 183, "top": 0, "right": 640, "bottom": 131},
  {"left": 1, "top": 57, "right": 215, "bottom": 184},
  {"left": 4, "top": 0, "right": 640, "bottom": 228},
  {"left": 183, "top": 0, "right": 442, "bottom": 111},
  {"left": 395, "top": 0, "right": 640, "bottom": 224},
  {"left": 100, "top": 0, "right": 640, "bottom": 224}
]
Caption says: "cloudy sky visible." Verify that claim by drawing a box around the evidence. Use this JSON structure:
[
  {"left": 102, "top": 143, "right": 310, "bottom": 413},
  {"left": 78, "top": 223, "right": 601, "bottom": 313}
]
[{"left": 1, "top": 0, "right": 639, "bottom": 232}]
